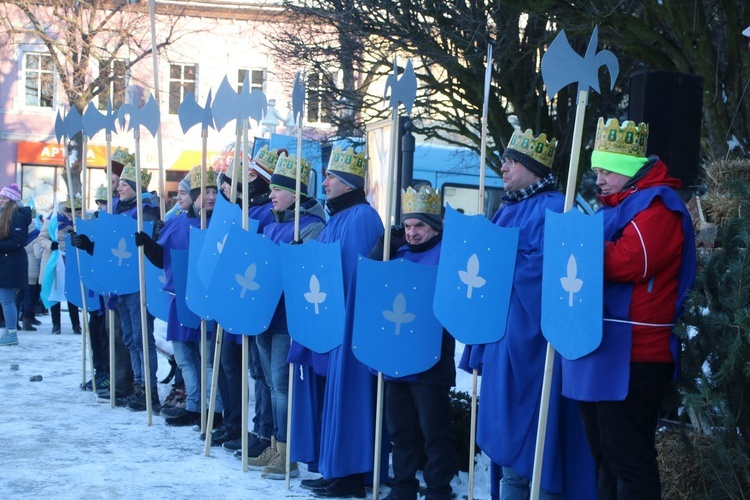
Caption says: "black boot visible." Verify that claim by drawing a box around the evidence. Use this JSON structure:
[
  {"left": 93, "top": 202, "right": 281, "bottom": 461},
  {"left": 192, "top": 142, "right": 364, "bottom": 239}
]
[{"left": 22, "top": 317, "right": 37, "bottom": 332}]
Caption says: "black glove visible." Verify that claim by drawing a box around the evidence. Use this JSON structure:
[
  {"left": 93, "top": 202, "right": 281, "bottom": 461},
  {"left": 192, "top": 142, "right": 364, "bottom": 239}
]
[
  {"left": 71, "top": 233, "right": 94, "bottom": 256},
  {"left": 50, "top": 241, "right": 59, "bottom": 251},
  {"left": 368, "top": 225, "right": 406, "bottom": 260},
  {"left": 135, "top": 231, "right": 164, "bottom": 269}
]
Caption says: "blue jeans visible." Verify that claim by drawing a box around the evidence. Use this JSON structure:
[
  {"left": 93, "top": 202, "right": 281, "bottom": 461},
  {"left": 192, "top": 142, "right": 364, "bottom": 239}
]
[
  {"left": 0, "top": 288, "right": 18, "bottom": 333},
  {"left": 117, "top": 292, "right": 157, "bottom": 388},
  {"left": 249, "top": 336, "right": 273, "bottom": 439},
  {"left": 256, "top": 329, "right": 290, "bottom": 443},
  {"left": 173, "top": 338, "right": 223, "bottom": 413},
  {"left": 501, "top": 467, "right": 561, "bottom": 500}
]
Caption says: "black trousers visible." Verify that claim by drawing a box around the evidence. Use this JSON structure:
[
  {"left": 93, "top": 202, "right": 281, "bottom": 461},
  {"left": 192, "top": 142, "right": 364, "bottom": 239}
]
[
  {"left": 88, "top": 311, "right": 110, "bottom": 376},
  {"left": 385, "top": 381, "right": 455, "bottom": 500},
  {"left": 579, "top": 362, "right": 673, "bottom": 500}
]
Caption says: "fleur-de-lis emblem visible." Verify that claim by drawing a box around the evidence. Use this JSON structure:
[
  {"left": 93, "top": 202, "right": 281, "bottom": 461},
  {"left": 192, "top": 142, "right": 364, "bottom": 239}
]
[
  {"left": 236, "top": 263, "right": 260, "bottom": 298},
  {"left": 383, "top": 293, "right": 415, "bottom": 336},
  {"left": 304, "top": 274, "right": 326, "bottom": 314},
  {"left": 111, "top": 238, "right": 132, "bottom": 266},
  {"left": 458, "top": 254, "right": 486, "bottom": 299},
  {"left": 217, "top": 233, "right": 228, "bottom": 253},
  {"left": 560, "top": 254, "right": 583, "bottom": 307},
  {"left": 158, "top": 273, "right": 167, "bottom": 285}
]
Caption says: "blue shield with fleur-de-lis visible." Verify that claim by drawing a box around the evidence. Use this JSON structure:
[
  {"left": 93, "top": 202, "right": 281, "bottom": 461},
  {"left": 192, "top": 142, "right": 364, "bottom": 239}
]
[
  {"left": 145, "top": 259, "right": 170, "bottom": 322},
  {"left": 353, "top": 258, "right": 442, "bottom": 378},
  {"left": 541, "top": 209, "right": 604, "bottom": 360},
  {"left": 171, "top": 248, "right": 201, "bottom": 329},
  {"left": 185, "top": 227, "right": 214, "bottom": 321},
  {"left": 434, "top": 206, "right": 519, "bottom": 344},
  {"left": 91, "top": 212, "right": 153, "bottom": 295},
  {"left": 280, "top": 240, "right": 346, "bottom": 353},
  {"left": 75, "top": 218, "right": 108, "bottom": 296},
  {"left": 63, "top": 233, "right": 98, "bottom": 312},
  {"left": 196, "top": 192, "right": 258, "bottom": 289},
  {"left": 204, "top": 226, "right": 282, "bottom": 335}
]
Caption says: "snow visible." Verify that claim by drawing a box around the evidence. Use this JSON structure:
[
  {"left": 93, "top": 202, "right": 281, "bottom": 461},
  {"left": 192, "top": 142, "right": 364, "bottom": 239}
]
[{"left": 1, "top": 307, "right": 491, "bottom": 499}]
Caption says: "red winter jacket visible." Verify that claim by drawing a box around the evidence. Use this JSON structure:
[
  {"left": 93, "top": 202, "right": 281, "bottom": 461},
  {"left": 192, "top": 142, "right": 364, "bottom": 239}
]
[{"left": 599, "top": 159, "right": 684, "bottom": 363}]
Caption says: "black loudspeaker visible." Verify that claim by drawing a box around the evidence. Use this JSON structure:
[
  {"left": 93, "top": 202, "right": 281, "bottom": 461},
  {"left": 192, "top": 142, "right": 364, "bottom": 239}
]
[{"left": 629, "top": 70, "right": 704, "bottom": 189}]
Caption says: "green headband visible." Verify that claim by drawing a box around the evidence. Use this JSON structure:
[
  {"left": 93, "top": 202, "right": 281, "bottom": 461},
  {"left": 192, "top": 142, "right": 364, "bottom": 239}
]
[{"left": 591, "top": 150, "right": 649, "bottom": 178}]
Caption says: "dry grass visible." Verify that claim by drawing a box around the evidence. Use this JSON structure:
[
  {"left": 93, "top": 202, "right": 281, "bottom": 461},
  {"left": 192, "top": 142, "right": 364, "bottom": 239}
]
[
  {"left": 657, "top": 429, "right": 711, "bottom": 499},
  {"left": 701, "top": 159, "right": 750, "bottom": 226}
]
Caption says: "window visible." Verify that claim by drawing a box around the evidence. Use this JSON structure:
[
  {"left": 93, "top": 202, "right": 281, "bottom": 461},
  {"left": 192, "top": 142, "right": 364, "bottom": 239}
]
[
  {"left": 238, "top": 69, "right": 265, "bottom": 94},
  {"left": 307, "top": 72, "right": 333, "bottom": 124},
  {"left": 23, "top": 53, "right": 54, "bottom": 108},
  {"left": 98, "top": 59, "right": 127, "bottom": 109},
  {"left": 169, "top": 63, "right": 197, "bottom": 114}
]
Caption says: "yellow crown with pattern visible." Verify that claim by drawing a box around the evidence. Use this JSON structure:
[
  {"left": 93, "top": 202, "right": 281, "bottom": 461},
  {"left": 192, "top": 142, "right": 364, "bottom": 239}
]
[
  {"left": 402, "top": 186, "right": 441, "bottom": 217},
  {"left": 252, "top": 146, "right": 286, "bottom": 180},
  {"left": 327, "top": 146, "right": 367, "bottom": 178},
  {"left": 111, "top": 146, "right": 134, "bottom": 168},
  {"left": 506, "top": 129, "right": 557, "bottom": 170},
  {"left": 188, "top": 165, "right": 218, "bottom": 190},
  {"left": 272, "top": 154, "right": 312, "bottom": 193},
  {"left": 594, "top": 118, "right": 649, "bottom": 158},
  {"left": 94, "top": 184, "right": 108, "bottom": 202},
  {"left": 120, "top": 164, "right": 152, "bottom": 189}
]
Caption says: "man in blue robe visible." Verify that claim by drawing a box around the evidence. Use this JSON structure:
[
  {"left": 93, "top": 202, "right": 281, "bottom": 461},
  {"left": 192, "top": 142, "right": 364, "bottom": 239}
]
[
  {"left": 461, "top": 129, "right": 595, "bottom": 499},
  {"left": 304, "top": 147, "right": 384, "bottom": 499}
]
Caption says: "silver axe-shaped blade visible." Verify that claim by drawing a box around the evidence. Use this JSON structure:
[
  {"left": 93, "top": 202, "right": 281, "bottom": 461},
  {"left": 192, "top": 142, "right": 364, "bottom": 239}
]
[
  {"left": 541, "top": 25, "right": 619, "bottom": 97},
  {"left": 83, "top": 100, "right": 117, "bottom": 140},
  {"left": 384, "top": 58, "right": 418, "bottom": 115},
  {"left": 55, "top": 111, "right": 66, "bottom": 144},
  {"left": 63, "top": 106, "right": 83, "bottom": 140},
  {"left": 118, "top": 93, "right": 160, "bottom": 137},
  {"left": 178, "top": 89, "right": 215, "bottom": 134},
  {"left": 211, "top": 76, "right": 240, "bottom": 132},
  {"left": 291, "top": 71, "right": 306, "bottom": 125}
]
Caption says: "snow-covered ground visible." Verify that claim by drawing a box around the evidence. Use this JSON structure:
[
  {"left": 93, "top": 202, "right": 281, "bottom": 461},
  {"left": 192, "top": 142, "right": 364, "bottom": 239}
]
[{"left": 0, "top": 305, "right": 491, "bottom": 499}]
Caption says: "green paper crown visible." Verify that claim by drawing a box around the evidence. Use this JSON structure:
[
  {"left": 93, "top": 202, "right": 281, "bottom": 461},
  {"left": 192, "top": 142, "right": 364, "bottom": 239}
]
[
  {"left": 506, "top": 129, "right": 557, "bottom": 170},
  {"left": 121, "top": 164, "right": 152, "bottom": 189},
  {"left": 327, "top": 146, "right": 367, "bottom": 178},
  {"left": 188, "top": 165, "right": 218, "bottom": 190},
  {"left": 253, "top": 145, "right": 285, "bottom": 179},
  {"left": 594, "top": 118, "right": 649, "bottom": 158},
  {"left": 94, "top": 184, "right": 108, "bottom": 202},
  {"left": 272, "top": 154, "right": 312, "bottom": 191},
  {"left": 112, "top": 146, "right": 134, "bottom": 168},
  {"left": 402, "top": 186, "right": 441, "bottom": 217}
]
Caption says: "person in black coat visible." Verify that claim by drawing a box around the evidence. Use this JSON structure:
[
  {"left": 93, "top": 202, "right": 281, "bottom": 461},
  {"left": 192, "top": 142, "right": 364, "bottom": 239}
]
[{"left": 0, "top": 183, "right": 31, "bottom": 346}]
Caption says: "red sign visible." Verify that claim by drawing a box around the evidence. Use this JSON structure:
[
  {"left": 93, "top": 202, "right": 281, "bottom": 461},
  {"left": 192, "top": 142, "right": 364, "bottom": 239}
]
[{"left": 17, "top": 141, "right": 108, "bottom": 167}]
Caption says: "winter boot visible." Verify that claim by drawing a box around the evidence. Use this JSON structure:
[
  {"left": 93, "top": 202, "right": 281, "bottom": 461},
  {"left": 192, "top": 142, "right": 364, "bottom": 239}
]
[
  {"left": 51, "top": 324, "right": 61, "bottom": 335},
  {"left": 22, "top": 317, "right": 36, "bottom": 332},
  {"left": 247, "top": 437, "right": 276, "bottom": 469},
  {"left": 0, "top": 329, "right": 18, "bottom": 346},
  {"left": 261, "top": 441, "right": 299, "bottom": 479}
]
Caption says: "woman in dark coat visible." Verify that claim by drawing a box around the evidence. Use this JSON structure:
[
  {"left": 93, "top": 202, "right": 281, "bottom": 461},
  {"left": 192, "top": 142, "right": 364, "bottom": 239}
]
[{"left": 0, "top": 183, "right": 31, "bottom": 346}]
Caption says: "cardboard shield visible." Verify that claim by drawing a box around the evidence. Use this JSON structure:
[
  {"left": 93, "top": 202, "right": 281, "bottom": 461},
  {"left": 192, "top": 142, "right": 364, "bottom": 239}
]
[
  {"left": 541, "top": 210, "right": 604, "bottom": 360},
  {"left": 145, "top": 260, "right": 170, "bottom": 322},
  {"left": 63, "top": 233, "right": 98, "bottom": 312},
  {"left": 185, "top": 227, "right": 214, "bottom": 320},
  {"left": 280, "top": 240, "right": 345, "bottom": 353},
  {"left": 196, "top": 193, "right": 257, "bottom": 289},
  {"left": 171, "top": 248, "right": 201, "bottom": 329},
  {"left": 352, "top": 258, "right": 442, "bottom": 378},
  {"left": 204, "top": 227, "right": 282, "bottom": 335},
  {"left": 74, "top": 218, "right": 109, "bottom": 296},
  {"left": 91, "top": 212, "right": 153, "bottom": 294},
  {"left": 434, "top": 206, "right": 519, "bottom": 344}
]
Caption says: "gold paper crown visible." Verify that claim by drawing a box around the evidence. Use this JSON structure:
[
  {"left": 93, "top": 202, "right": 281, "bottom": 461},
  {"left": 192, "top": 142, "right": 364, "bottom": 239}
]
[
  {"left": 111, "top": 147, "right": 134, "bottom": 168},
  {"left": 327, "top": 146, "right": 367, "bottom": 178},
  {"left": 252, "top": 146, "right": 284, "bottom": 178},
  {"left": 121, "top": 164, "right": 152, "bottom": 189},
  {"left": 272, "top": 154, "right": 312, "bottom": 190},
  {"left": 188, "top": 165, "right": 218, "bottom": 190},
  {"left": 62, "top": 194, "right": 83, "bottom": 210},
  {"left": 94, "top": 184, "right": 108, "bottom": 202},
  {"left": 506, "top": 129, "right": 557, "bottom": 169},
  {"left": 593, "top": 118, "right": 649, "bottom": 158},
  {"left": 402, "top": 186, "right": 441, "bottom": 217}
]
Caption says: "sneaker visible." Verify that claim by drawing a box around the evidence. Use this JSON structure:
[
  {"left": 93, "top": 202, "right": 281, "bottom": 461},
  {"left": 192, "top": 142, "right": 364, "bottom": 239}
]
[
  {"left": 82, "top": 374, "right": 109, "bottom": 392},
  {"left": 51, "top": 324, "right": 61, "bottom": 335},
  {"left": 165, "top": 410, "right": 201, "bottom": 427},
  {"left": 261, "top": 442, "right": 298, "bottom": 480},
  {"left": 161, "top": 383, "right": 186, "bottom": 412},
  {"left": 126, "top": 386, "right": 161, "bottom": 414},
  {"left": 223, "top": 433, "right": 258, "bottom": 453},
  {"left": 96, "top": 388, "right": 129, "bottom": 406},
  {"left": 160, "top": 406, "right": 187, "bottom": 418},
  {"left": 247, "top": 443, "right": 277, "bottom": 469}
]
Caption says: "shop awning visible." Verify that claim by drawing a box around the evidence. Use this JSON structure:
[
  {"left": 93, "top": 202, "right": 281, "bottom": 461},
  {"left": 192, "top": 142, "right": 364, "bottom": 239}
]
[{"left": 169, "top": 150, "right": 220, "bottom": 171}]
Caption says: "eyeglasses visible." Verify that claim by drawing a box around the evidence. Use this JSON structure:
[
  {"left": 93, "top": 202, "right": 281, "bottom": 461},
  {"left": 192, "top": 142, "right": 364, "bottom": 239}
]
[{"left": 502, "top": 158, "right": 516, "bottom": 168}]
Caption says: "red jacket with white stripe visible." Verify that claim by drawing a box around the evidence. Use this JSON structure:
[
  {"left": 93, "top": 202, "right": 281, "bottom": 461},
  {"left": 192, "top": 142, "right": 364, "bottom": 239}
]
[{"left": 599, "top": 159, "right": 684, "bottom": 363}]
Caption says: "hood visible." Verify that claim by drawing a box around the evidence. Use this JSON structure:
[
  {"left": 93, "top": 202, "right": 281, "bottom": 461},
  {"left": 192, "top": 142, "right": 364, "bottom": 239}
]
[{"left": 599, "top": 157, "right": 681, "bottom": 207}]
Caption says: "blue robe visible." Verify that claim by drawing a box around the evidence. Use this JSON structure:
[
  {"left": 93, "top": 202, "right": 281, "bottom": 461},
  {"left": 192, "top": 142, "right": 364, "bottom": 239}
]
[
  {"left": 465, "top": 190, "right": 595, "bottom": 497},
  {"left": 316, "top": 203, "right": 384, "bottom": 478}
]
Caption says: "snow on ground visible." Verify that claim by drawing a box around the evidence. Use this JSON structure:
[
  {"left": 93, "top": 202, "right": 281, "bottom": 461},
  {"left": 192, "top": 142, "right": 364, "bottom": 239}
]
[{"left": 0, "top": 306, "right": 491, "bottom": 499}]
